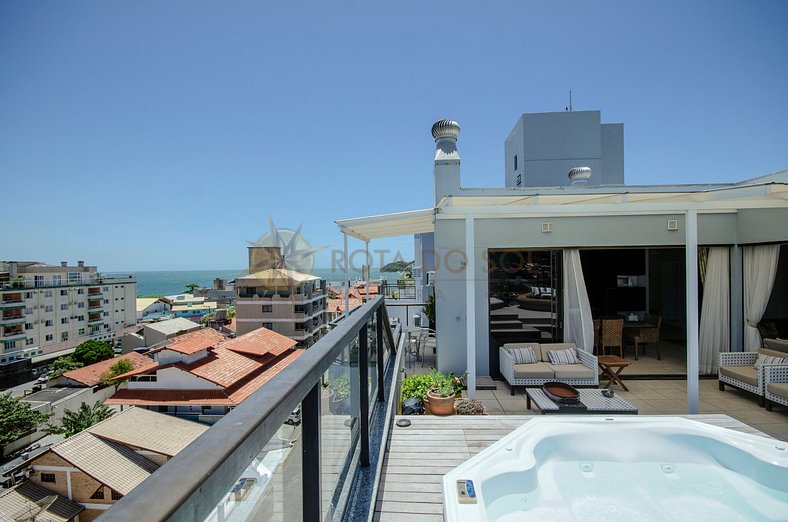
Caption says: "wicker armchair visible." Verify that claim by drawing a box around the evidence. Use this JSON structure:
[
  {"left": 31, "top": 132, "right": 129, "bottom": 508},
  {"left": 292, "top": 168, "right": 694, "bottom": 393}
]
[
  {"left": 600, "top": 318, "right": 624, "bottom": 357},
  {"left": 764, "top": 365, "right": 788, "bottom": 411},
  {"left": 626, "top": 314, "right": 662, "bottom": 360}
]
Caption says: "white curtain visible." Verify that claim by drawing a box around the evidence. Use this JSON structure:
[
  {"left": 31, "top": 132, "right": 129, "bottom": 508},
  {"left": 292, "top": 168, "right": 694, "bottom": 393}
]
[
  {"left": 699, "top": 247, "right": 729, "bottom": 373},
  {"left": 563, "top": 249, "right": 594, "bottom": 353},
  {"left": 743, "top": 245, "right": 781, "bottom": 351}
]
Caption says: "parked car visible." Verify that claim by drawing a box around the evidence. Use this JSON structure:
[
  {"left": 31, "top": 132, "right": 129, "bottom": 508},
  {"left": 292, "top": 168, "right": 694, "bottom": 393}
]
[
  {"left": 285, "top": 406, "right": 301, "bottom": 426},
  {"left": 36, "top": 375, "right": 49, "bottom": 384}
]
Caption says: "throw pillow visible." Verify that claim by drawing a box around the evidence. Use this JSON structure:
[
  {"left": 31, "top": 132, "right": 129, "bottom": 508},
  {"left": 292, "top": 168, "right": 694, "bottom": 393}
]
[
  {"left": 508, "top": 347, "right": 536, "bottom": 364},
  {"left": 547, "top": 348, "right": 579, "bottom": 365},
  {"left": 754, "top": 354, "right": 788, "bottom": 368}
]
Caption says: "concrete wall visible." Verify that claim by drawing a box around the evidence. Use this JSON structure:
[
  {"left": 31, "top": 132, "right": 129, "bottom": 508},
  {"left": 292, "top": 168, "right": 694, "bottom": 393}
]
[
  {"left": 601, "top": 123, "right": 624, "bottom": 184},
  {"left": 128, "top": 366, "right": 219, "bottom": 390}
]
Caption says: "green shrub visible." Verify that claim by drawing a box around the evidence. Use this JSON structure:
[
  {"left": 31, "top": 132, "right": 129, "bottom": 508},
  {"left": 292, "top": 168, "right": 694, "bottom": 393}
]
[{"left": 401, "top": 374, "right": 435, "bottom": 400}]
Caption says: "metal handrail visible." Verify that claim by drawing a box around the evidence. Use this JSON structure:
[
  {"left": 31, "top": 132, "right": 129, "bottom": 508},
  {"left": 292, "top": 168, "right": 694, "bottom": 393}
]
[{"left": 100, "top": 295, "right": 391, "bottom": 522}]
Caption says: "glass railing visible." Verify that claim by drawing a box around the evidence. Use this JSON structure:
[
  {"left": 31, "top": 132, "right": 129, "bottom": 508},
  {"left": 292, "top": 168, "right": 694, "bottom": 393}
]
[{"left": 100, "top": 296, "right": 398, "bottom": 522}]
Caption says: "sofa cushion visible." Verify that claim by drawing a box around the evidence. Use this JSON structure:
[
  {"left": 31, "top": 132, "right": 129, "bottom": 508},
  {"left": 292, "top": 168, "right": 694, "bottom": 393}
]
[
  {"left": 505, "top": 347, "right": 536, "bottom": 364},
  {"left": 767, "top": 382, "right": 788, "bottom": 399},
  {"left": 720, "top": 366, "right": 759, "bottom": 387},
  {"left": 504, "top": 342, "right": 542, "bottom": 362},
  {"left": 754, "top": 353, "right": 788, "bottom": 368},
  {"left": 758, "top": 347, "right": 788, "bottom": 359},
  {"left": 513, "top": 362, "right": 555, "bottom": 380},
  {"left": 547, "top": 348, "right": 579, "bottom": 365},
  {"left": 551, "top": 364, "right": 595, "bottom": 380},
  {"left": 541, "top": 343, "right": 578, "bottom": 363},
  {"left": 763, "top": 338, "right": 788, "bottom": 354}
]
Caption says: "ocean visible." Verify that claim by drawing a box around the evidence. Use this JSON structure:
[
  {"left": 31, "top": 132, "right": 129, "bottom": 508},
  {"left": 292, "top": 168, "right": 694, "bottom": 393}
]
[{"left": 132, "top": 268, "right": 402, "bottom": 296}]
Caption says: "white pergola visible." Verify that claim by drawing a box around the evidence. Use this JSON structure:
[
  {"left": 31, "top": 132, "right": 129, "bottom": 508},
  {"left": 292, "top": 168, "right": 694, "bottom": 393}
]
[{"left": 336, "top": 179, "right": 788, "bottom": 408}]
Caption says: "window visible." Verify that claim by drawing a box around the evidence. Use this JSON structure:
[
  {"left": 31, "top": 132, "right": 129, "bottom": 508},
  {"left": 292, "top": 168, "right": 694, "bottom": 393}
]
[
  {"left": 26, "top": 338, "right": 34, "bottom": 345},
  {"left": 45, "top": 334, "right": 53, "bottom": 342},
  {"left": 262, "top": 305, "right": 272, "bottom": 313},
  {"left": 35, "top": 276, "right": 45, "bottom": 288},
  {"left": 24, "top": 308, "right": 32, "bottom": 315},
  {"left": 25, "top": 292, "right": 32, "bottom": 299},
  {"left": 44, "top": 290, "right": 52, "bottom": 298},
  {"left": 61, "top": 332, "right": 68, "bottom": 341},
  {"left": 262, "top": 322, "right": 273, "bottom": 329},
  {"left": 514, "top": 154, "right": 518, "bottom": 171},
  {"left": 516, "top": 173, "right": 522, "bottom": 187},
  {"left": 103, "top": 287, "right": 108, "bottom": 291},
  {"left": 45, "top": 320, "right": 53, "bottom": 327},
  {"left": 77, "top": 315, "right": 84, "bottom": 321},
  {"left": 90, "top": 487, "right": 105, "bottom": 500},
  {"left": 61, "top": 318, "right": 69, "bottom": 324},
  {"left": 68, "top": 272, "right": 80, "bottom": 283},
  {"left": 45, "top": 305, "right": 53, "bottom": 313},
  {"left": 77, "top": 288, "right": 84, "bottom": 294},
  {"left": 60, "top": 289, "right": 67, "bottom": 296},
  {"left": 25, "top": 323, "right": 32, "bottom": 330},
  {"left": 60, "top": 304, "right": 68, "bottom": 310},
  {"left": 111, "top": 490, "right": 122, "bottom": 501},
  {"left": 41, "top": 473, "right": 55, "bottom": 483},
  {"left": 78, "top": 328, "right": 85, "bottom": 335},
  {"left": 130, "top": 374, "right": 157, "bottom": 382},
  {"left": 78, "top": 302, "right": 85, "bottom": 308}
]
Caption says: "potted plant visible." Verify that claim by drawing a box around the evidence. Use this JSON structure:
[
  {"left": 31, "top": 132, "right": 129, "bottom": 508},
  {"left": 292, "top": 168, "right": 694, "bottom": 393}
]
[
  {"left": 424, "top": 383, "right": 457, "bottom": 416},
  {"left": 422, "top": 291, "right": 436, "bottom": 331},
  {"left": 329, "top": 374, "right": 351, "bottom": 415},
  {"left": 454, "top": 399, "right": 486, "bottom": 415}
]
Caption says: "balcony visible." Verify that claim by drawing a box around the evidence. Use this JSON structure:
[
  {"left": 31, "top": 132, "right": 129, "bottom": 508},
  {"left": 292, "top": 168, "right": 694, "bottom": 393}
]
[
  {"left": 1, "top": 326, "right": 26, "bottom": 339},
  {"left": 88, "top": 314, "right": 103, "bottom": 325},
  {"left": 105, "top": 296, "right": 399, "bottom": 522},
  {"left": 0, "top": 314, "right": 25, "bottom": 326},
  {"left": 0, "top": 275, "right": 135, "bottom": 291},
  {"left": 88, "top": 300, "right": 102, "bottom": 310},
  {"left": 88, "top": 288, "right": 103, "bottom": 297},
  {"left": 0, "top": 293, "right": 23, "bottom": 305}
]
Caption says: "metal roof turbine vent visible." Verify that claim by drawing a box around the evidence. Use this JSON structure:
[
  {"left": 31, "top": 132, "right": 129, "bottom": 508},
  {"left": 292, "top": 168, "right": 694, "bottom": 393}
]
[
  {"left": 431, "top": 119, "right": 461, "bottom": 142},
  {"left": 568, "top": 166, "right": 592, "bottom": 185}
]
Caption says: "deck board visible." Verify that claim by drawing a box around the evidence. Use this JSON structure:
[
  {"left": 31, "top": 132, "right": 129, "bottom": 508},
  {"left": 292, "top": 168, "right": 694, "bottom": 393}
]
[{"left": 374, "top": 414, "right": 771, "bottom": 521}]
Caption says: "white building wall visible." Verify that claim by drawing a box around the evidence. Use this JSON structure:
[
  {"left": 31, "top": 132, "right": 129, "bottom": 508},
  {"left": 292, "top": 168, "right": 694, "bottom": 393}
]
[{"left": 128, "top": 366, "right": 220, "bottom": 390}]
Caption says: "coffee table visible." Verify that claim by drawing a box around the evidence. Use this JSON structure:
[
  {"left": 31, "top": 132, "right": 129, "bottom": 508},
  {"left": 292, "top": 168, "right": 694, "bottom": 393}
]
[
  {"left": 597, "top": 355, "right": 633, "bottom": 391},
  {"left": 526, "top": 388, "right": 638, "bottom": 414}
]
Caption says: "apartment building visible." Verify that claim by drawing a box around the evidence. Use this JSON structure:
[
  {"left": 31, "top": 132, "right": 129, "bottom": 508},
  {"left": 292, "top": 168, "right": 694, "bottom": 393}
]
[
  {"left": 0, "top": 261, "right": 136, "bottom": 374},
  {"left": 161, "top": 294, "right": 218, "bottom": 321},
  {"left": 235, "top": 268, "right": 328, "bottom": 347}
]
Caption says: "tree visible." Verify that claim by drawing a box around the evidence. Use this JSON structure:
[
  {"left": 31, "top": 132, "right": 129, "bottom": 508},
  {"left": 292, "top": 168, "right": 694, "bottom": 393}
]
[
  {"left": 49, "top": 356, "right": 83, "bottom": 376},
  {"left": 184, "top": 283, "right": 200, "bottom": 294},
  {"left": 73, "top": 340, "right": 114, "bottom": 366},
  {"left": 45, "top": 401, "right": 114, "bottom": 438},
  {"left": 0, "top": 392, "right": 52, "bottom": 446},
  {"left": 100, "top": 359, "right": 135, "bottom": 388},
  {"left": 226, "top": 305, "right": 236, "bottom": 319}
]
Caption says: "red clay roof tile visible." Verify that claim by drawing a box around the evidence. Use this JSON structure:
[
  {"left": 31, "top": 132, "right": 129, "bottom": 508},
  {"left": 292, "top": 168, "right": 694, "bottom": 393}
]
[{"left": 63, "top": 352, "right": 156, "bottom": 387}]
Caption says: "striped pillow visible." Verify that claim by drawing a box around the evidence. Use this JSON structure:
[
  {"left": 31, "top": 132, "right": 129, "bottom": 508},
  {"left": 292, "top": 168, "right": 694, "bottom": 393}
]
[
  {"left": 507, "top": 347, "right": 536, "bottom": 364},
  {"left": 754, "top": 354, "right": 788, "bottom": 368},
  {"left": 547, "top": 348, "right": 579, "bottom": 365}
]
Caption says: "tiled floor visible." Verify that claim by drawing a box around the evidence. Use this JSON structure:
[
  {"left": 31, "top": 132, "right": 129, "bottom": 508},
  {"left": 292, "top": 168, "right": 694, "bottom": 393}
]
[{"left": 469, "top": 378, "right": 788, "bottom": 441}]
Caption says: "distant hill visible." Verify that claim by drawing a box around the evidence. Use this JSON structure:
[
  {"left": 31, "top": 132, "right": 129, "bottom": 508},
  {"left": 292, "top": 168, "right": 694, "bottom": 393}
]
[{"left": 381, "top": 260, "right": 414, "bottom": 273}]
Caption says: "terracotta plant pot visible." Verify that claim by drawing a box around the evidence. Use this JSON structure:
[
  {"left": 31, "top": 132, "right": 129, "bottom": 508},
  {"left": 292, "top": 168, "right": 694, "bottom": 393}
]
[{"left": 424, "top": 390, "right": 455, "bottom": 416}]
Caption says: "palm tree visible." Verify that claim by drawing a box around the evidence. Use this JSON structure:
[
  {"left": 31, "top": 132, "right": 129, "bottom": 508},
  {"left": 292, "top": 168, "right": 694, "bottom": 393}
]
[
  {"left": 46, "top": 401, "right": 115, "bottom": 438},
  {"left": 184, "top": 282, "right": 200, "bottom": 294}
]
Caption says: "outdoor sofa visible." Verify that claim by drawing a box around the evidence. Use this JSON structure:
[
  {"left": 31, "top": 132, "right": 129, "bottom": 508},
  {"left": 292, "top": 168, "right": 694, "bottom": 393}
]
[
  {"left": 718, "top": 338, "right": 788, "bottom": 407},
  {"left": 500, "top": 342, "right": 598, "bottom": 395},
  {"left": 765, "top": 364, "right": 788, "bottom": 411}
]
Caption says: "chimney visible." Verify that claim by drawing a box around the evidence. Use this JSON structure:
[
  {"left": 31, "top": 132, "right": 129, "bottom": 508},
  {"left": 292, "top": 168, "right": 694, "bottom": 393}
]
[
  {"left": 77, "top": 261, "right": 85, "bottom": 267},
  {"left": 213, "top": 278, "right": 225, "bottom": 290},
  {"left": 568, "top": 166, "right": 592, "bottom": 186},
  {"left": 61, "top": 261, "right": 67, "bottom": 267},
  {"left": 432, "top": 119, "right": 461, "bottom": 205},
  {"left": 248, "top": 246, "right": 284, "bottom": 274}
]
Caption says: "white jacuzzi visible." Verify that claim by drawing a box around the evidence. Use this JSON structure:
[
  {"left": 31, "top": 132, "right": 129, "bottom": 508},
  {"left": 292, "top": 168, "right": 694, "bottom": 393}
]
[{"left": 443, "top": 417, "right": 788, "bottom": 522}]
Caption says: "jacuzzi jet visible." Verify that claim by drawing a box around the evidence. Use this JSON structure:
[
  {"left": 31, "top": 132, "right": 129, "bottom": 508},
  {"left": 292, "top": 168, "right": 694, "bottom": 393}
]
[
  {"left": 661, "top": 464, "right": 675, "bottom": 474},
  {"left": 505, "top": 447, "right": 513, "bottom": 452},
  {"left": 580, "top": 462, "right": 594, "bottom": 472},
  {"left": 776, "top": 445, "right": 786, "bottom": 451}
]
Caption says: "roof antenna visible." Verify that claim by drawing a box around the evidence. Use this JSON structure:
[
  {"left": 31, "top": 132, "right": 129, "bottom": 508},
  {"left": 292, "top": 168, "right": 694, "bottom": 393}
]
[{"left": 565, "top": 90, "right": 573, "bottom": 112}]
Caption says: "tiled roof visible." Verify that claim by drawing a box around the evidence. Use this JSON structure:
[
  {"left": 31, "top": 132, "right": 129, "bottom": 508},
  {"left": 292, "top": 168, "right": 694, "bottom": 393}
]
[
  {"left": 176, "top": 346, "right": 262, "bottom": 387},
  {"left": 106, "top": 350, "right": 303, "bottom": 407},
  {"left": 63, "top": 352, "right": 156, "bottom": 387},
  {"left": 50, "top": 432, "right": 159, "bottom": 495},
  {"left": 222, "top": 327, "right": 297, "bottom": 357},
  {"left": 105, "top": 389, "right": 234, "bottom": 407},
  {"left": 227, "top": 350, "right": 303, "bottom": 404},
  {"left": 87, "top": 407, "right": 208, "bottom": 457},
  {"left": 328, "top": 298, "right": 363, "bottom": 313},
  {"left": 136, "top": 297, "right": 161, "bottom": 312},
  {"left": 0, "top": 481, "right": 84, "bottom": 522},
  {"left": 161, "top": 328, "right": 226, "bottom": 355},
  {"left": 237, "top": 268, "right": 321, "bottom": 283}
]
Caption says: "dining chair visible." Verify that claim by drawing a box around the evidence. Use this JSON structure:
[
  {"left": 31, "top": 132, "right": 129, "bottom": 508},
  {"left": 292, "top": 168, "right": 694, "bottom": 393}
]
[{"left": 600, "top": 318, "right": 624, "bottom": 358}]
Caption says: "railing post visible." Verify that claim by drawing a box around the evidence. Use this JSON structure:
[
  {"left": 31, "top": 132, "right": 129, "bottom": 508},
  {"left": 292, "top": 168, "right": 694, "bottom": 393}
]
[
  {"left": 302, "top": 383, "right": 322, "bottom": 521},
  {"left": 376, "top": 307, "right": 385, "bottom": 402},
  {"left": 359, "top": 323, "right": 370, "bottom": 467}
]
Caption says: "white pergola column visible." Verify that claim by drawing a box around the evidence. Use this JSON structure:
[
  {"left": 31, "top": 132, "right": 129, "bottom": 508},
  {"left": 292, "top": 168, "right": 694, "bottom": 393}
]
[
  {"left": 344, "top": 232, "right": 350, "bottom": 318},
  {"left": 365, "top": 240, "right": 370, "bottom": 302},
  {"left": 466, "top": 214, "right": 476, "bottom": 399},
  {"left": 730, "top": 245, "right": 743, "bottom": 352},
  {"left": 686, "top": 209, "right": 699, "bottom": 413}
]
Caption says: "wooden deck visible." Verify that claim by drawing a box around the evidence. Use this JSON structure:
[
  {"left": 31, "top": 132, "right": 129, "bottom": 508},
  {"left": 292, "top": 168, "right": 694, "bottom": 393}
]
[{"left": 373, "top": 414, "right": 769, "bottom": 521}]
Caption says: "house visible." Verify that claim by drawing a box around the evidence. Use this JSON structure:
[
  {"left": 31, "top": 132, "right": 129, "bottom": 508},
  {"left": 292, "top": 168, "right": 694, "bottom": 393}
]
[
  {"left": 5, "top": 407, "right": 207, "bottom": 521},
  {"left": 0, "top": 481, "right": 84, "bottom": 522},
  {"left": 60, "top": 352, "right": 157, "bottom": 388},
  {"left": 104, "top": 327, "right": 303, "bottom": 418},
  {"left": 135, "top": 297, "right": 171, "bottom": 321},
  {"left": 161, "top": 294, "right": 218, "bottom": 322},
  {"left": 0, "top": 260, "right": 136, "bottom": 378},
  {"left": 336, "top": 118, "right": 788, "bottom": 411},
  {"left": 119, "top": 317, "right": 202, "bottom": 353}
]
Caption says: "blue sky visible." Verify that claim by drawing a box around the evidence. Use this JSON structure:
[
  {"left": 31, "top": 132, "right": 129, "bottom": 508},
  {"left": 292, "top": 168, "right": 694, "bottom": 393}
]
[{"left": 1, "top": 1, "right": 786, "bottom": 271}]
